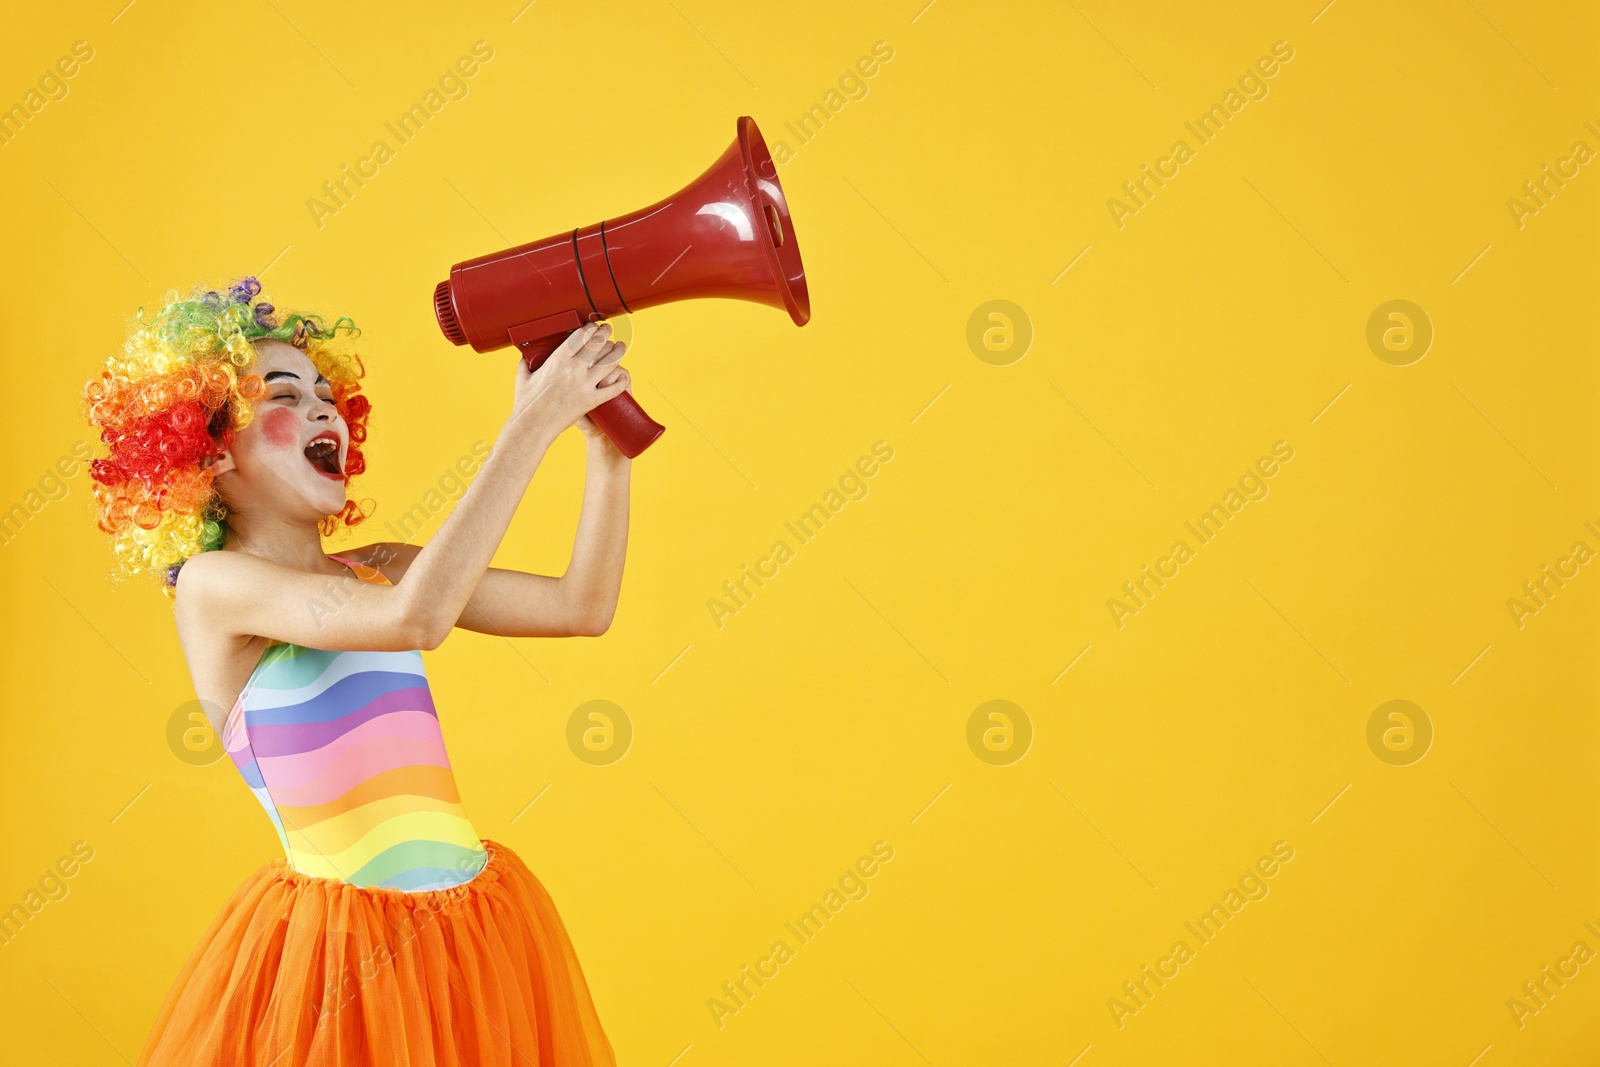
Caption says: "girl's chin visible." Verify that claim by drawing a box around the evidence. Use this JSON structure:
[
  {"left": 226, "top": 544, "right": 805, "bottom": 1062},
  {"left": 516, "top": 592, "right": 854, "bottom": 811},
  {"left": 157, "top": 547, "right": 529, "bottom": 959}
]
[{"left": 298, "top": 488, "right": 350, "bottom": 517}]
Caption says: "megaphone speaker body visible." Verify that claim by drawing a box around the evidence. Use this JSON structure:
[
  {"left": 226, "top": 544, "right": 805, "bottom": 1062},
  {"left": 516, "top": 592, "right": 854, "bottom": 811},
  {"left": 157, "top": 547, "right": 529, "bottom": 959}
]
[{"left": 433, "top": 116, "right": 809, "bottom": 458}]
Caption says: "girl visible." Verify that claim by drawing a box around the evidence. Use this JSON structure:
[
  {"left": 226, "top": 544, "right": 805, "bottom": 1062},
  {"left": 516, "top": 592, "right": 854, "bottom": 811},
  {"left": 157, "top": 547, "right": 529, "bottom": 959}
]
[{"left": 86, "top": 277, "right": 630, "bottom": 1065}]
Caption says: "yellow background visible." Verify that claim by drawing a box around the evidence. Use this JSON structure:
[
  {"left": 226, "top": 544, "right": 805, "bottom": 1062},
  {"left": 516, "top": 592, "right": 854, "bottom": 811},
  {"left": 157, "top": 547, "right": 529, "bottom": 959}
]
[{"left": 1, "top": 1, "right": 1596, "bottom": 1064}]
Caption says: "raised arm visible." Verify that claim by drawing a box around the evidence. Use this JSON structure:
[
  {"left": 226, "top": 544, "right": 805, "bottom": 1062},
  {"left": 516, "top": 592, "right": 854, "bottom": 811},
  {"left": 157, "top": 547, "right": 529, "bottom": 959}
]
[
  {"left": 347, "top": 339, "right": 634, "bottom": 638},
  {"left": 347, "top": 430, "right": 631, "bottom": 639},
  {"left": 541, "top": 430, "right": 631, "bottom": 633},
  {"left": 175, "top": 325, "right": 628, "bottom": 651}
]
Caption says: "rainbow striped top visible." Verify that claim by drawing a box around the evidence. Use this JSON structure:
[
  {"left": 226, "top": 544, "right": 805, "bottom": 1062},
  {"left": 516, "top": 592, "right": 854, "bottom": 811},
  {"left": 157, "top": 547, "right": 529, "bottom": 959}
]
[{"left": 221, "top": 557, "right": 488, "bottom": 892}]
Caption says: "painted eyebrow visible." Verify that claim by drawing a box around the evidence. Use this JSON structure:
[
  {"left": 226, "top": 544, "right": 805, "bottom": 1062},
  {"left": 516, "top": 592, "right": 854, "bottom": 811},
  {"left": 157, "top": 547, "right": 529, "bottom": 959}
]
[{"left": 263, "top": 371, "right": 332, "bottom": 386}]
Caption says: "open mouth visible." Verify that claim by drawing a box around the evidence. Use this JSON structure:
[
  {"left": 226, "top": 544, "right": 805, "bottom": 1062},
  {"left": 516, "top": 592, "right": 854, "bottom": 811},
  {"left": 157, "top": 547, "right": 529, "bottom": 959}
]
[{"left": 303, "top": 433, "right": 344, "bottom": 479}]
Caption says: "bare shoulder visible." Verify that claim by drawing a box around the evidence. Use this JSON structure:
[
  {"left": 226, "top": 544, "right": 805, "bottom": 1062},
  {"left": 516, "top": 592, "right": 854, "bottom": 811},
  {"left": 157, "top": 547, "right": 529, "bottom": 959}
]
[
  {"left": 174, "top": 550, "right": 270, "bottom": 610},
  {"left": 173, "top": 550, "right": 319, "bottom": 635},
  {"left": 173, "top": 551, "right": 261, "bottom": 646},
  {"left": 174, "top": 549, "right": 244, "bottom": 610}
]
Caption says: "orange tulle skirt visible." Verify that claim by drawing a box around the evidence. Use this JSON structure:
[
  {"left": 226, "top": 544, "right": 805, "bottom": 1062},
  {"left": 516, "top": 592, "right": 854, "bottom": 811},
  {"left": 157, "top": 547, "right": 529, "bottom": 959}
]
[{"left": 136, "top": 839, "right": 615, "bottom": 1066}]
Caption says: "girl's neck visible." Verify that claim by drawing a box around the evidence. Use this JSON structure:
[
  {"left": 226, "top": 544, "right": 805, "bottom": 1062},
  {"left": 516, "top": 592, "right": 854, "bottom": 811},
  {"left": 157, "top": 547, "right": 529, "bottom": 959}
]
[{"left": 222, "top": 512, "right": 342, "bottom": 573}]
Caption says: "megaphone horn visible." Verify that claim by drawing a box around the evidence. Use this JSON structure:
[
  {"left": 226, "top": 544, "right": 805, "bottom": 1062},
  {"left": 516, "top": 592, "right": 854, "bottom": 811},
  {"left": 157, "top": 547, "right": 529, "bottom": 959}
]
[{"left": 433, "top": 115, "right": 810, "bottom": 458}]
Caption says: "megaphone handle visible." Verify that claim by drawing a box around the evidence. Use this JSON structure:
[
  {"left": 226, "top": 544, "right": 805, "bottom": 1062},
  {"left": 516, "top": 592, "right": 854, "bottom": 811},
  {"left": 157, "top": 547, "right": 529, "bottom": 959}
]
[
  {"left": 586, "top": 392, "right": 667, "bottom": 459},
  {"left": 519, "top": 335, "right": 666, "bottom": 459}
]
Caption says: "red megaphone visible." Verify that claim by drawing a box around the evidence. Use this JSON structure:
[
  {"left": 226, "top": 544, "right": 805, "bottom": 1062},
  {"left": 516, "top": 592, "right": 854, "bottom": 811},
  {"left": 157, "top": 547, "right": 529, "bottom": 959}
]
[{"left": 432, "top": 116, "right": 810, "bottom": 458}]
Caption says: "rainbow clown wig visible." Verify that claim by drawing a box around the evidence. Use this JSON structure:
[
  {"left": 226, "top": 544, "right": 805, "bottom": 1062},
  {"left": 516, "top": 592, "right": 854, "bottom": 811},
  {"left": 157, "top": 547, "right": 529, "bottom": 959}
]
[{"left": 84, "top": 277, "right": 372, "bottom": 589}]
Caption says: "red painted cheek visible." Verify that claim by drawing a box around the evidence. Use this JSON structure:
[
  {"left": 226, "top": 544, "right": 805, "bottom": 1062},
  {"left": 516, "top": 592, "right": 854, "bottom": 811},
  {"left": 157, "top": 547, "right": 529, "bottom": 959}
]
[{"left": 261, "top": 408, "right": 300, "bottom": 448}]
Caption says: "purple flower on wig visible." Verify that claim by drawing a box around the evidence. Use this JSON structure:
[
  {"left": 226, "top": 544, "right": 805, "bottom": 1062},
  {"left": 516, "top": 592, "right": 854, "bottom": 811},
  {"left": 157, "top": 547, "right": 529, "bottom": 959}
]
[{"left": 229, "top": 277, "right": 262, "bottom": 304}]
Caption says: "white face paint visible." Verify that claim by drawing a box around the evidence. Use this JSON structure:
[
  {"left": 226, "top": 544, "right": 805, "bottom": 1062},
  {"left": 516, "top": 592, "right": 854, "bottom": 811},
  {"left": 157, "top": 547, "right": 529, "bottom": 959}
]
[{"left": 213, "top": 341, "right": 350, "bottom": 523}]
